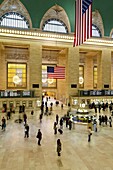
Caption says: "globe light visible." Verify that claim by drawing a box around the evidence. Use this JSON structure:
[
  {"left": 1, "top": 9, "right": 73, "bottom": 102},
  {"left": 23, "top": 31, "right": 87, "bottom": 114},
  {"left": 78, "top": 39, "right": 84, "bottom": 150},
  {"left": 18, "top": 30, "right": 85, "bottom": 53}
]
[
  {"left": 13, "top": 75, "right": 21, "bottom": 84},
  {"left": 79, "top": 77, "right": 84, "bottom": 84},
  {"left": 42, "top": 78, "right": 47, "bottom": 83},
  {"left": 48, "top": 78, "right": 53, "bottom": 84}
]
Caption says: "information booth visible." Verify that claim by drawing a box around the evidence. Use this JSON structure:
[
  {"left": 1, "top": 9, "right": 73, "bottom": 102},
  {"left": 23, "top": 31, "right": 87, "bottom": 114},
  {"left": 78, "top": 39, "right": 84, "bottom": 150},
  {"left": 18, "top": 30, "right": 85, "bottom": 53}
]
[{"left": 71, "top": 90, "right": 113, "bottom": 109}]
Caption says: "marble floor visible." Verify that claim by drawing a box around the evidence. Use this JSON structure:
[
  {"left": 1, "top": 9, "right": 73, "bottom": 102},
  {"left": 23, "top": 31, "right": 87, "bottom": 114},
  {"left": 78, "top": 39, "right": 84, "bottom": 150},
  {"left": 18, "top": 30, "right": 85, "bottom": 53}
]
[{"left": 0, "top": 102, "right": 113, "bottom": 170}]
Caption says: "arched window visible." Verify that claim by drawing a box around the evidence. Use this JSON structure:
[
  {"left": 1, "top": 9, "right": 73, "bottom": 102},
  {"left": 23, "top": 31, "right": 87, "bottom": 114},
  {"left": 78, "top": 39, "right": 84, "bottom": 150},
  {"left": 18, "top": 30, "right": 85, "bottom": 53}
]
[
  {"left": 111, "top": 32, "right": 113, "bottom": 38},
  {"left": 42, "top": 19, "right": 68, "bottom": 33},
  {"left": 0, "top": 12, "right": 30, "bottom": 29},
  {"left": 92, "top": 24, "right": 101, "bottom": 37}
]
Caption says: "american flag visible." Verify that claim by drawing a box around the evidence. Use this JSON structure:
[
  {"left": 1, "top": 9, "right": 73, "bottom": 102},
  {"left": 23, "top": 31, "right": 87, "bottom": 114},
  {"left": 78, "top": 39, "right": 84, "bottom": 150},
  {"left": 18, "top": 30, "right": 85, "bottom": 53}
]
[
  {"left": 47, "top": 66, "right": 65, "bottom": 79},
  {"left": 74, "top": 0, "right": 93, "bottom": 46}
]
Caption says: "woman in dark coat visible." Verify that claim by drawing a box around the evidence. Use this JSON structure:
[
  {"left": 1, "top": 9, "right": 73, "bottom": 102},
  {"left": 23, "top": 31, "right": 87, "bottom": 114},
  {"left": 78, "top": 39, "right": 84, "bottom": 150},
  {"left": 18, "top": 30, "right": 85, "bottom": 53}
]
[
  {"left": 57, "top": 139, "right": 62, "bottom": 156},
  {"left": 109, "top": 116, "right": 112, "bottom": 127},
  {"left": 36, "top": 129, "right": 42, "bottom": 145},
  {"left": 53, "top": 122, "right": 57, "bottom": 135}
]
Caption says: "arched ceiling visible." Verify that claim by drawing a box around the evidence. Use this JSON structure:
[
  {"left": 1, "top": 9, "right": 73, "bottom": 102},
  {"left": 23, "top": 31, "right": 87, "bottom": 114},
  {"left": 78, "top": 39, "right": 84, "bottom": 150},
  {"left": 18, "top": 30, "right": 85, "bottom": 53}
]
[{"left": 0, "top": 0, "right": 113, "bottom": 36}]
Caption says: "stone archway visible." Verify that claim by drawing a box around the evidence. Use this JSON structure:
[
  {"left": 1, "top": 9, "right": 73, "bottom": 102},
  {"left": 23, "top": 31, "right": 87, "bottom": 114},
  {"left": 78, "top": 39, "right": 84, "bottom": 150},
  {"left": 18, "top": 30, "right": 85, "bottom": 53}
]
[
  {"left": 0, "top": 0, "right": 32, "bottom": 28},
  {"left": 92, "top": 9, "right": 104, "bottom": 37},
  {"left": 40, "top": 4, "right": 71, "bottom": 33}
]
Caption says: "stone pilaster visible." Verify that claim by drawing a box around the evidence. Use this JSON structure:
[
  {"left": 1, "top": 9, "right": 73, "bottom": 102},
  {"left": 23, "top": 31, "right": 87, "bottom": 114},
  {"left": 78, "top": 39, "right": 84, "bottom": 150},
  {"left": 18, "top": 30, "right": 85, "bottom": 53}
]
[
  {"left": 98, "top": 49, "right": 111, "bottom": 89},
  {"left": 57, "top": 50, "right": 67, "bottom": 103},
  {"left": 29, "top": 43, "right": 42, "bottom": 97},
  {"left": 67, "top": 47, "right": 79, "bottom": 96},
  {"left": 84, "top": 56, "right": 93, "bottom": 89},
  {"left": 0, "top": 43, "right": 6, "bottom": 89}
]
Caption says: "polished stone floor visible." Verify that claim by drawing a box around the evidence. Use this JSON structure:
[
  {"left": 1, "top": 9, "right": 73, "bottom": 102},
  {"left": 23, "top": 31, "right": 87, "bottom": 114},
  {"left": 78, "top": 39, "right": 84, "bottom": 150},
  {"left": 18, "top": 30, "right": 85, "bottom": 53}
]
[{"left": 0, "top": 101, "right": 113, "bottom": 170}]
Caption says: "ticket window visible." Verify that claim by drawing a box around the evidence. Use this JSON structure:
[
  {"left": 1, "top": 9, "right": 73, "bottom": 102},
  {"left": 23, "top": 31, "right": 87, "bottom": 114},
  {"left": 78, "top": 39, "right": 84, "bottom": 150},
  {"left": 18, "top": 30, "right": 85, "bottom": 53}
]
[
  {"left": 36, "top": 99, "right": 41, "bottom": 107},
  {"left": 22, "top": 101, "right": 26, "bottom": 106},
  {"left": 28, "top": 101, "right": 32, "bottom": 108},
  {"left": 72, "top": 99, "right": 78, "bottom": 105},
  {"left": 16, "top": 101, "right": 20, "bottom": 107},
  {"left": 9, "top": 101, "right": 14, "bottom": 109},
  {"left": 2, "top": 102, "right": 7, "bottom": 112}
]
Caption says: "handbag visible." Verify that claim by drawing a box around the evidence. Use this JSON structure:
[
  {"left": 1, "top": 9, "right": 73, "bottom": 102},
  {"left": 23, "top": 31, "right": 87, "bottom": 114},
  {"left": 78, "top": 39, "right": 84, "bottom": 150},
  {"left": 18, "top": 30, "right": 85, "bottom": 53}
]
[{"left": 36, "top": 134, "right": 39, "bottom": 138}]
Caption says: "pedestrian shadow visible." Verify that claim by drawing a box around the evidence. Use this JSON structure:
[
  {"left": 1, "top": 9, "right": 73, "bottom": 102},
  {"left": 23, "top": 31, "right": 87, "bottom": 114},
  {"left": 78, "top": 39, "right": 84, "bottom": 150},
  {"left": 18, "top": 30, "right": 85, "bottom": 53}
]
[{"left": 57, "top": 159, "right": 63, "bottom": 167}]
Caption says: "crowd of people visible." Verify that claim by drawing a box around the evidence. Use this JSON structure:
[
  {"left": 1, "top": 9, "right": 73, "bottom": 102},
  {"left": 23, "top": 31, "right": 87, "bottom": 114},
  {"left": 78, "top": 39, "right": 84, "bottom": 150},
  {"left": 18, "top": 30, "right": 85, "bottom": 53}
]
[{"left": 1, "top": 97, "right": 113, "bottom": 157}]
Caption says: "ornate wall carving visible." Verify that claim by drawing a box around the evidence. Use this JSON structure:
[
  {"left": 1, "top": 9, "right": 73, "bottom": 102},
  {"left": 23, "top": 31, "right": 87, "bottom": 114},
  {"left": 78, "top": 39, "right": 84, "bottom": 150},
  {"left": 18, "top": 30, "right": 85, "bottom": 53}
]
[
  {"left": 0, "top": 0, "right": 32, "bottom": 28},
  {"left": 92, "top": 10, "right": 104, "bottom": 37},
  {"left": 5, "top": 47, "right": 29, "bottom": 61},
  {"left": 42, "top": 50, "right": 58, "bottom": 64},
  {"left": 110, "top": 29, "right": 113, "bottom": 37},
  {"left": 40, "top": 4, "right": 71, "bottom": 33}
]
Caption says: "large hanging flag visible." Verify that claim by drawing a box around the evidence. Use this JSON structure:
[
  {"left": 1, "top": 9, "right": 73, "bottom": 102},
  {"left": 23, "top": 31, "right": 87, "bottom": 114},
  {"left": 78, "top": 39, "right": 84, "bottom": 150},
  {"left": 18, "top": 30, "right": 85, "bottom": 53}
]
[
  {"left": 47, "top": 66, "right": 65, "bottom": 79},
  {"left": 74, "top": 0, "right": 93, "bottom": 46}
]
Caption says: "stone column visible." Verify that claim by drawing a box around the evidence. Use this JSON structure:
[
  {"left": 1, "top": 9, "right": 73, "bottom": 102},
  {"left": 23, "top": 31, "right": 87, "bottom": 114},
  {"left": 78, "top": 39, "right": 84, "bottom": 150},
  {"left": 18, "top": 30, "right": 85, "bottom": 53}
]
[
  {"left": 84, "top": 56, "right": 93, "bottom": 89},
  {"left": 57, "top": 49, "right": 67, "bottom": 103},
  {"left": 67, "top": 47, "right": 79, "bottom": 97},
  {"left": 0, "top": 43, "right": 6, "bottom": 89},
  {"left": 29, "top": 42, "right": 42, "bottom": 97},
  {"left": 97, "top": 49, "right": 111, "bottom": 89}
]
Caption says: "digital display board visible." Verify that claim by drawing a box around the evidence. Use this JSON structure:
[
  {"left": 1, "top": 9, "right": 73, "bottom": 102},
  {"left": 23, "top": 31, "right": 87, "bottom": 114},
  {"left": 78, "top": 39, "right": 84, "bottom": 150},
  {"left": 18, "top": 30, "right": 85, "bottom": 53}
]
[
  {"left": 0, "top": 90, "right": 34, "bottom": 98},
  {"left": 79, "top": 90, "right": 113, "bottom": 96},
  {"left": 22, "top": 91, "right": 31, "bottom": 97},
  {"left": 80, "top": 90, "right": 89, "bottom": 96},
  {"left": 89, "top": 90, "right": 103, "bottom": 96}
]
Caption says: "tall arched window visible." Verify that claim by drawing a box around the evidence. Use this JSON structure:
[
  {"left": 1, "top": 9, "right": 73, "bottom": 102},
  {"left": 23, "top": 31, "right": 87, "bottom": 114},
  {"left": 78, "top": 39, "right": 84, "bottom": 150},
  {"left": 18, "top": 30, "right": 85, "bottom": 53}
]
[
  {"left": 92, "top": 24, "right": 101, "bottom": 37},
  {"left": 42, "top": 19, "right": 68, "bottom": 33},
  {"left": 111, "top": 32, "right": 113, "bottom": 38},
  {"left": 0, "top": 12, "right": 30, "bottom": 29}
]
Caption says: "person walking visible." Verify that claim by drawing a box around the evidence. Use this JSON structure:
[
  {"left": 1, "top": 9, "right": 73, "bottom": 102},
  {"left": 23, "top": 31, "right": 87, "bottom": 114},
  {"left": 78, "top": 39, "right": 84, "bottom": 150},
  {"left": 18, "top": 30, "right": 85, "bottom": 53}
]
[
  {"left": 1, "top": 117, "right": 6, "bottom": 131},
  {"left": 53, "top": 122, "right": 57, "bottom": 135},
  {"left": 24, "top": 123, "right": 29, "bottom": 138},
  {"left": 36, "top": 129, "right": 42, "bottom": 146},
  {"left": 109, "top": 116, "right": 112, "bottom": 127},
  {"left": 23, "top": 113, "right": 27, "bottom": 125},
  {"left": 57, "top": 139, "right": 62, "bottom": 156},
  {"left": 88, "top": 127, "right": 92, "bottom": 142},
  {"left": 60, "top": 117, "right": 63, "bottom": 129},
  {"left": 61, "top": 103, "right": 63, "bottom": 110},
  {"left": 68, "top": 120, "right": 72, "bottom": 130},
  {"left": 99, "top": 115, "right": 102, "bottom": 126},
  {"left": 65, "top": 116, "right": 69, "bottom": 128},
  {"left": 31, "top": 110, "right": 34, "bottom": 115},
  {"left": 56, "top": 114, "right": 59, "bottom": 125},
  {"left": 104, "top": 115, "right": 108, "bottom": 126},
  {"left": 39, "top": 113, "right": 43, "bottom": 123},
  {"left": 93, "top": 119, "right": 97, "bottom": 132}
]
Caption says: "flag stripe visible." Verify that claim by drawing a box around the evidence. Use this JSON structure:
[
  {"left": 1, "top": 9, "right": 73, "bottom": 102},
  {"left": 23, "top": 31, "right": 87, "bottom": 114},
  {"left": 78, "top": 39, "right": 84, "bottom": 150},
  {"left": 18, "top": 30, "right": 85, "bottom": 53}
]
[
  {"left": 47, "top": 66, "right": 65, "bottom": 79},
  {"left": 74, "top": 0, "right": 93, "bottom": 46}
]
